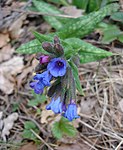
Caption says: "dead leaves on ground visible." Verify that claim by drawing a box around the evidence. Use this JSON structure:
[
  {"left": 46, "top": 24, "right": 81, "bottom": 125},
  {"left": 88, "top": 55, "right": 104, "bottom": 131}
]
[{"left": 0, "top": 56, "right": 24, "bottom": 94}]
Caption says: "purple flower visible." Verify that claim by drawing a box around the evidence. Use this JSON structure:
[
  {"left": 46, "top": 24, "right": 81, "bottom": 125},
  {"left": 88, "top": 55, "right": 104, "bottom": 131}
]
[
  {"left": 64, "top": 101, "right": 80, "bottom": 121},
  {"left": 30, "top": 81, "right": 44, "bottom": 94},
  {"left": 33, "top": 71, "right": 52, "bottom": 86},
  {"left": 39, "top": 55, "right": 50, "bottom": 64},
  {"left": 47, "top": 58, "right": 67, "bottom": 77},
  {"left": 30, "top": 71, "right": 52, "bottom": 94},
  {"left": 46, "top": 97, "right": 66, "bottom": 114}
]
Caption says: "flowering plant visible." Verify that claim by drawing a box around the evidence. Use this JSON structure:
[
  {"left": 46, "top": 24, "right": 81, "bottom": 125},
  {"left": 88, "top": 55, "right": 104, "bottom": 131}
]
[
  {"left": 30, "top": 36, "right": 80, "bottom": 121},
  {"left": 17, "top": 0, "right": 119, "bottom": 138}
]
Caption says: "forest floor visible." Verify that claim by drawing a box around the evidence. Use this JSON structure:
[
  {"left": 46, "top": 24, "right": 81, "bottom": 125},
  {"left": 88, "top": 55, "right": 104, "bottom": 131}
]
[{"left": 0, "top": 0, "right": 123, "bottom": 150}]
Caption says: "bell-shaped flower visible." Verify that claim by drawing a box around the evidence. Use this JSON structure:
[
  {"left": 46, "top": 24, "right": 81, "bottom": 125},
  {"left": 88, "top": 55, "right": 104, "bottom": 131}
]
[
  {"left": 33, "top": 70, "right": 52, "bottom": 86},
  {"left": 30, "top": 71, "right": 52, "bottom": 94},
  {"left": 46, "top": 97, "right": 66, "bottom": 114},
  {"left": 47, "top": 58, "right": 66, "bottom": 77},
  {"left": 64, "top": 101, "right": 80, "bottom": 121},
  {"left": 30, "top": 81, "right": 44, "bottom": 94}
]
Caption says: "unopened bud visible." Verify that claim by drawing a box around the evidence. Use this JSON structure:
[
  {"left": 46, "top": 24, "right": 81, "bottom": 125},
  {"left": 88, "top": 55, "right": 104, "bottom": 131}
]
[
  {"left": 42, "top": 42, "right": 54, "bottom": 53},
  {"left": 39, "top": 55, "right": 50, "bottom": 64},
  {"left": 54, "top": 43, "right": 64, "bottom": 56},
  {"left": 54, "top": 36, "right": 60, "bottom": 44}
]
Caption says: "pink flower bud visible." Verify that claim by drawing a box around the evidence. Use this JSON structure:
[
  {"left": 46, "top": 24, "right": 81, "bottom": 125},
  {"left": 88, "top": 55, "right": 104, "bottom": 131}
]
[{"left": 39, "top": 55, "right": 50, "bottom": 64}]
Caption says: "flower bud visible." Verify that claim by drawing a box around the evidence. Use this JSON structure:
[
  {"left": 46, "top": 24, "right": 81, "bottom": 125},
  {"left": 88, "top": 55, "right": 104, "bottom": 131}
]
[
  {"left": 39, "top": 55, "right": 50, "bottom": 64},
  {"left": 54, "top": 36, "right": 60, "bottom": 44},
  {"left": 54, "top": 43, "right": 64, "bottom": 56},
  {"left": 42, "top": 42, "right": 54, "bottom": 53}
]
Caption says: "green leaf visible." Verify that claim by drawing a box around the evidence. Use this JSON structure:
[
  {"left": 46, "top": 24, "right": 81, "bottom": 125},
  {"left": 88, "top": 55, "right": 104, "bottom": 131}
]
[
  {"left": 57, "top": 3, "right": 119, "bottom": 39},
  {"left": 111, "top": 12, "right": 123, "bottom": 23},
  {"left": 65, "top": 38, "right": 113, "bottom": 63},
  {"left": 16, "top": 39, "right": 46, "bottom": 54},
  {"left": 101, "top": 27, "right": 122, "bottom": 44},
  {"left": 118, "top": 34, "right": 123, "bottom": 43},
  {"left": 72, "top": 0, "right": 89, "bottom": 10},
  {"left": 32, "top": 0, "right": 68, "bottom": 30},
  {"left": 52, "top": 117, "right": 77, "bottom": 139},
  {"left": 60, "top": 117, "right": 77, "bottom": 137},
  {"left": 69, "top": 61, "right": 84, "bottom": 95},
  {"left": 52, "top": 122, "right": 63, "bottom": 139},
  {"left": 28, "top": 93, "right": 47, "bottom": 107},
  {"left": 33, "top": 31, "right": 53, "bottom": 42},
  {"left": 24, "top": 121, "right": 36, "bottom": 129},
  {"left": 87, "top": 0, "right": 101, "bottom": 13}
]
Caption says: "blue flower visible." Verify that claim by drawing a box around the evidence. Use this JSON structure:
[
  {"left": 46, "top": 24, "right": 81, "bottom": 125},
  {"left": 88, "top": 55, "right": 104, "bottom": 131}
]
[
  {"left": 47, "top": 58, "right": 67, "bottom": 77},
  {"left": 64, "top": 101, "right": 80, "bottom": 121},
  {"left": 46, "top": 97, "right": 66, "bottom": 114},
  {"left": 33, "top": 71, "right": 52, "bottom": 86},
  {"left": 30, "top": 81, "right": 44, "bottom": 94},
  {"left": 30, "top": 71, "right": 52, "bottom": 94}
]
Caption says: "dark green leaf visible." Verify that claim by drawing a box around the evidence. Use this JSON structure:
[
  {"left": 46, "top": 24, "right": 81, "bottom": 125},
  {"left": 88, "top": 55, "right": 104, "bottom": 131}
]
[
  {"left": 24, "top": 121, "right": 36, "bottom": 129},
  {"left": 33, "top": 31, "right": 53, "bottom": 42},
  {"left": 51, "top": 117, "right": 77, "bottom": 139},
  {"left": 118, "top": 34, "right": 123, "bottom": 43},
  {"left": 51, "top": 122, "right": 63, "bottom": 139},
  {"left": 65, "top": 38, "right": 113, "bottom": 63},
  {"left": 111, "top": 12, "right": 123, "bottom": 23},
  {"left": 32, "top": 0, "right": 67, "bottom": 30},
  {"left": 16, "top": 39, "right": 46, "bottom": 54},
  {"left": 57, "top": 3, "right": 119, "bottom": 39},
  {"left": 72, "top": 0, "right": 89, "bottom": 10},
  {"left": 101, "top": 27, "right": 122, "bottom": 44},
  {"left": 69, "top": 61, "right": 84, "bottom": 95},
  {"left": 28, "top": 94, "right": 47, "bottom": 107},
  {"left": 60, "top": 117, "right": 77, "bottom": 137},
  {"left": 87, "top": 0, "right": 101, "bottom": 13}
]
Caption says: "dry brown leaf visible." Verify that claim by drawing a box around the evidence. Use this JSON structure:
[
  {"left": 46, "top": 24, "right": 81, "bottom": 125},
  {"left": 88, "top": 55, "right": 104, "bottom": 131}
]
[
  {"left": 0, "top": 33, "right": 10, "bottom": 48},
  {"left": 56, "top": 142, "right": 90, "bottom": 150},
  {"left": 9, "top": 14, "right": 27, "bottom": 39},
  {"left": 60, "top": 6, "right": 83, "bottom": 18},
  {"left": 19, "top": 142, "right": 37, "bottom": 150},
  {"left": 0, "top": 56, "right": 23, "bottom": 75},
  {"left": 117, "top": 99, "right": 123, "bottom": 112},
  {"left": 80, "top": 98, "right": 97, "bottom": 115},
  {"left": 40, "top": 109, "right": 54, "bottom": 124},
  {"left": 0, "top": 71, "right": 14, "bottom": 94},
  {"left": 0, "top": 44, "right": 14, "bottom": 62},
  {"left": 0, "top": 56, "right": 24, "bottom": 94}
]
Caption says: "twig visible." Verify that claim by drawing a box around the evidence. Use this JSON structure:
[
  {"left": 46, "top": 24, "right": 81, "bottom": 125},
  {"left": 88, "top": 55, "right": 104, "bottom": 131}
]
[
  {"left": 79, "top": 119, "right": 123, "bottom": 141},
  {"left": 115, "top": 140, "right": 123, "bottom": 150},
  {"left": 30, "top": 129, "right": 54, "bottom": 150},
  {"left": 2, "top": 8, "right": 78, "bottom": 19}
]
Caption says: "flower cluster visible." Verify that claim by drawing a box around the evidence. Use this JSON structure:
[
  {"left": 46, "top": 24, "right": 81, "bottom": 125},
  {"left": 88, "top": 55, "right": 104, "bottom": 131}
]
[{"left": 30, "top": 36, "right": 79, "bottom": 121}]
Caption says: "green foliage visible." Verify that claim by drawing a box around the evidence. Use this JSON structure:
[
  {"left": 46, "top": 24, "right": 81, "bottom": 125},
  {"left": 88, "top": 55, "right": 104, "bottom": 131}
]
[
  {"left": 22, "top": 121, "right": 40, "bottom": 142},
  {"left": 111, "top": 12, "right": 123, "bottom": 23},
  {"left": 69, "top": 60, "right": 84, "bottom": 95},
  {"left": 97, "top": 23, "right": 123, "bottom": 44},
  {"left": 57, "top": 3, "right": 119, "bottom": 39},
  {"left": 16, "top": 39, "right": 45, "bottom": 54},
  {"left": 28, "top": 92, "right": 47, "bottom": 107},
  {"left": 72, "top": 0, "right": 119, "bottom": 13},
  {"left": 32, "top": 0, "right": 71, "bottom": 30},
  {"left": 32, "top": 0, "right": 63, "bottom": 30},
  {"left": 72, "top": 0, "right": 89, "bottom": 10},
  {"left": 65, "top": 38, "right": 113, "bottom": 63},
  {"left": 51, "top": 117, "right": 77, "bottom": 139}
]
